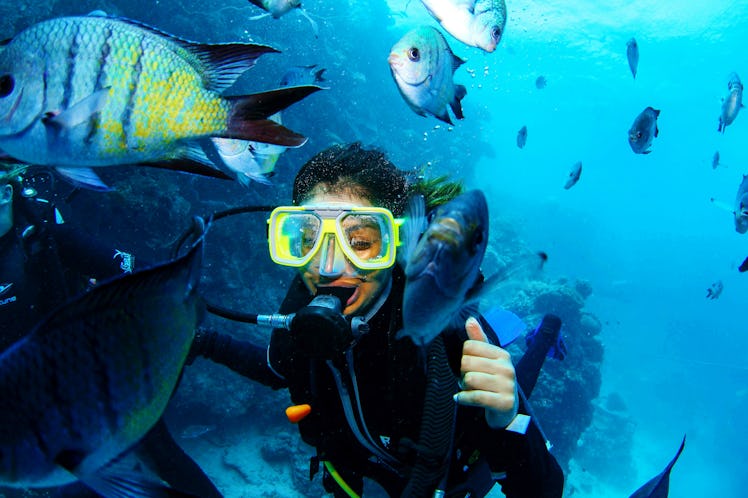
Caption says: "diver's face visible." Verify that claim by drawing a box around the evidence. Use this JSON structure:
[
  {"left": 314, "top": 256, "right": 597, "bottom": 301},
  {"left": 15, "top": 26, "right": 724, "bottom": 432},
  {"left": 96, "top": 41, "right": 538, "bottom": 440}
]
[{"left": 299, "top": 188, "right": 393, "bottom": 316}]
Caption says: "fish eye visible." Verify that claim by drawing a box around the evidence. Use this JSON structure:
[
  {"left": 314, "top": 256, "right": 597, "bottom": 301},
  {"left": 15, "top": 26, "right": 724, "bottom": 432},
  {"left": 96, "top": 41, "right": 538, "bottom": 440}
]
[
  {"left": 636, "top": 131, "right": 642, "bottom": 139},
  {"left": 408, "top": 47, "right": 420, "bottom": 62},
  {"left": 491, "top": 26, "right": 502, "bottom": 41},
  {"left": 0, "top": 75, "right": 14, "bottom": 98}
]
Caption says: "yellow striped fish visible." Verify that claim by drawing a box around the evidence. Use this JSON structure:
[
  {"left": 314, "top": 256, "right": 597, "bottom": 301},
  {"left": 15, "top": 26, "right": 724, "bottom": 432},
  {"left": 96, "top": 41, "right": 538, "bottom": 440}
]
[{"left": 0, "top": 15, "right": 320, "bottom": 175}]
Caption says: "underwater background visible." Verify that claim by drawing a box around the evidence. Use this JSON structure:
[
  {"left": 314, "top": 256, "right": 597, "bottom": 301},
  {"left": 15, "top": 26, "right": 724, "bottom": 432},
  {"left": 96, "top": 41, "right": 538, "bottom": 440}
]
[{"left": 2, "top": 0, "right": 747, "bottom": 496}]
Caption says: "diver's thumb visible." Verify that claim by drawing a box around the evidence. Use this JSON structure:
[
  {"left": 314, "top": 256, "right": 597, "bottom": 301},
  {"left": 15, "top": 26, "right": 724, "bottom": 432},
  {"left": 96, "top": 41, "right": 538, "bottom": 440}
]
[{"left": 465, "top": 317, "right": 488, "bottom": 342}]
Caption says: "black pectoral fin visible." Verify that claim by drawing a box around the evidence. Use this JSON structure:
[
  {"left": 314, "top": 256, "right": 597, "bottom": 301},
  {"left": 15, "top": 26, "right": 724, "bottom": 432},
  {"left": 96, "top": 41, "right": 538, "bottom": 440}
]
[{"left": 450, "top": 84, "right": 467, "bottom": 120}]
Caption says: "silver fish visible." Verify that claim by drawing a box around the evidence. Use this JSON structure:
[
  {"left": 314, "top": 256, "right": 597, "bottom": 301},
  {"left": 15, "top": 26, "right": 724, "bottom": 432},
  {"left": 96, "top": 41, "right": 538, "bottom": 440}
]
[
  {"left": 420, "top": 0, "right": 507, "bottom": 53},
  {"left": 389, "top": 26, "right": 467, "bottom": 124},
  {"left": 0, "top": 229, "right": 205, "bottom": 494},
  {"left": 248, "top": 0, "right": 319, "bottom": 36},
  {"left": 0, "top": 15, "right": 319, "bottom": 173},
  {"left": 564, "top": 161, "right": 582, "bottom": 190},
  {"left": 516, "top": 125, "right": 527, "bottom": 149},
  {"left": 628, "top": 106, "right": 660, "bottom": 154},
  {"left": 734, "top": 174, "right": 748, "bottom": 234},
  {"left": 398, "top": 190, "right": 489, "bottom": 347},
  {"left": 626, "top": 38, "right": 639, "bottom": 79},
  {"left": 718, "top": 72, "right": 744, "bottom": 133}
]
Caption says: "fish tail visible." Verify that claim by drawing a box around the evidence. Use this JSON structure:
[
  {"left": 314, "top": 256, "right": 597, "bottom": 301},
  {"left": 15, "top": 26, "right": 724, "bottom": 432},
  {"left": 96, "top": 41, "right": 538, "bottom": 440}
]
[
  {"left": 450, "top": 84, "right": 467, "bottom": 120},
  {"left": 225, "top": 86, "right": 323, "bottom": 146}
]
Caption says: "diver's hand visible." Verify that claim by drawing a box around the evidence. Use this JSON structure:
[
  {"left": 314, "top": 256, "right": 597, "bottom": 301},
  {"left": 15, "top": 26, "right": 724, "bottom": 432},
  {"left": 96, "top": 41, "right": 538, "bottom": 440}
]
[{"left": 457, "top": 317, "right": 519, "bottom": 430}]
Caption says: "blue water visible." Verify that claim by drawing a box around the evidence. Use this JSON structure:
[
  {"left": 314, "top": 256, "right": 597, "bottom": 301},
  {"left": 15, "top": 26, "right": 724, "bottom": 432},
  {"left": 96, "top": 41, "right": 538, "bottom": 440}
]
[{"left": 5, "top": 0, "right": 748, "bottom": 496}]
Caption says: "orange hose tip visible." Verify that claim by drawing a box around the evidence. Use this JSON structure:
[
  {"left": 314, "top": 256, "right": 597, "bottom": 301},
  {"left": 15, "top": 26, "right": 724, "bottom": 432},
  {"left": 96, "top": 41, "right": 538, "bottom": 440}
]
[{"left": 285, "top": 404, "right": 312, "bottom": 423}]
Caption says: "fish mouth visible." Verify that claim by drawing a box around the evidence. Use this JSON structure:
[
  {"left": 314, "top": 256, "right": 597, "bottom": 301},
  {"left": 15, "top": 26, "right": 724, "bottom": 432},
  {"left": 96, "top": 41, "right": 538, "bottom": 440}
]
[{"left": 388, "top": 54, "right": 430, "bottom": 86}]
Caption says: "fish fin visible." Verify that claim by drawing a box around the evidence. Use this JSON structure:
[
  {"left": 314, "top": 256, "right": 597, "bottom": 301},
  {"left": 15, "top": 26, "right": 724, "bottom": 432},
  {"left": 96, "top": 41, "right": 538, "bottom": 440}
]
[
  {"left": 55, "top": 167, "right": 113, "bottom": 192},
  {"left": 452, "top": 53, "right": 466, "bottom": 72},
  {"left": 242, "top": 171, "right": 274, "bottom": 186},
  {"left": 643, "top": 149, "right": 651, "bottom": 154},
  {"left": 397, "top": 194, "right": 427, "bottom": 270},
  {"left": 628, "top": 435, "right": 685, "bottom": 498},
  {"left": 481, "top": 308, "right": 526, "bottom": 347},
  {"left": 141, "top": 157, "right": 231, "bottom": 180},
  {"left": 104, "top": 17, "right": 278, "bottom": 93},
  {"left": 450, "top": 85, "right": 467, "bottom": 120},
  {"left": 185, "top": 42, "right": 279, "bottom": 93},
  {"left": 314, "top": 68, "right": 327, "bottom": 83},
  {"left": 298, "top": 8, "right": 319, "bottom": 38},
  {"left": 43, "top": 88, "right": 110, "bottom": 129},
  {"left": 436, "top": 110, "right": 454, "bottom": 125},
  {"left": 249, "top": 12, "right": 272, "bottom": 20},
  {"left": 225, "top": 86, "right": 322, "bottom": 146},
  {"left": 247, "top": 0, "right": 266, "bottom": 9}
]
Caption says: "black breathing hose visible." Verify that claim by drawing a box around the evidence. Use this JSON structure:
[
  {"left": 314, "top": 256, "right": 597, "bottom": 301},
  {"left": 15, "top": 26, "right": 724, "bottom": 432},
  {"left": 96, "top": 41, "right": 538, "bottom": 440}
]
[{"left": 401, "top": 335, "right": 459, "bottom": 497}]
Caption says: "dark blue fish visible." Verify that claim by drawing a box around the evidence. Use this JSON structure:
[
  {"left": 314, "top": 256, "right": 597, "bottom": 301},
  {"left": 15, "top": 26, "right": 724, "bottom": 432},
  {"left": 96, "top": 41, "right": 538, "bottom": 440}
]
[
  {"left": 626, "top": 37, "right": 639, "bottom": 79},
  {"left": 739, "top": 256, "right": 748, "bottom": 272},
  {"left": 516, "top": 125, "right": 527, "bottom": 149},
  {"left": 628, "top": 106, "right": 660, "bottom": 154},
  {"left": 629, "top": 435, "right": 685, "bottom": 498},
  {"left": 535, "top": 75, "right": 547, "bottom": 89},
  {"left": 0, "top": 227, "right": 205, "bottom": 496},
  {"left": 280, "top": 64, "right": 327, "bottom": 88}
]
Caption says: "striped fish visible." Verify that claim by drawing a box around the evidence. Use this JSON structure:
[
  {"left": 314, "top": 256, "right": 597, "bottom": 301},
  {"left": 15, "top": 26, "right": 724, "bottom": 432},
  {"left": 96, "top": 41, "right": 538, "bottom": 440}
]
[
  {"left": 388, "top": 26, "right": 467, "bottom": 124},
  {"left": 0, "top": 15, "right": 320, "bottom": 175},
  {"left": 0, "top": 227, "right": 205, "bottom": 496}
]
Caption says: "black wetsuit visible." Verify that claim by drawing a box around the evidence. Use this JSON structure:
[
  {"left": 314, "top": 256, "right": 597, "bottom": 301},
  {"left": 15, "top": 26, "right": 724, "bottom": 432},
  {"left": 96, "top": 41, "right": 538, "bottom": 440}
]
[
  {"left": 194, "top": 266, "right": 564, "bottom": 497},
  {"left": 0, "top": 193, "right": 222, "bottom": 498}
]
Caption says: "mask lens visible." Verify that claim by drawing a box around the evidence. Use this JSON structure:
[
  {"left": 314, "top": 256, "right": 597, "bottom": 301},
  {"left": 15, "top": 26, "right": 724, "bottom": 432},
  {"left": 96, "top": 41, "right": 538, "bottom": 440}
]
[
  {"left": 338, "top": 212, "right": 393, "bottom": 268},
  {"left": 271, "top": 211, "right": 322, "bottom": 265}
]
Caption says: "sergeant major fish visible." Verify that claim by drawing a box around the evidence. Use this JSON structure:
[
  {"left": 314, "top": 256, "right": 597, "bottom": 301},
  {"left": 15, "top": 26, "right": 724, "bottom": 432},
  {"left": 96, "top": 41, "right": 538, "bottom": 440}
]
[
  {"left": 718, "top": 72, "right": 744, "bottom": 133},
  {"left": 389, "top": 26, "right": 467, "bottom": 125},
  {"left": 420, "top": 0, "right": 507, "bottom": 53},
  {"left": 628, "top": 106, "right": 660, "bottom": 154},
  {"left": 398, "top": 190, "right": 489, "bottom": 347},
  {"left": 0, "top": 15, "right": 321, "bottom": 174},
  {"left": 0, "top": 224, "right": 206, "bottom": 495},
  {"left": 626, "top": 38, "right": 639, "bottom": 79}
]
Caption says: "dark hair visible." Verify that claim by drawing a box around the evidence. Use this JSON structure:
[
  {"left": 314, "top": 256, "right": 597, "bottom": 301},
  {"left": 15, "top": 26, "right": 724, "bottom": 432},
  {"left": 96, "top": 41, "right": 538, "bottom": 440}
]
[{"left": 293, "top": 142, "right": 409, "bottom": 216}]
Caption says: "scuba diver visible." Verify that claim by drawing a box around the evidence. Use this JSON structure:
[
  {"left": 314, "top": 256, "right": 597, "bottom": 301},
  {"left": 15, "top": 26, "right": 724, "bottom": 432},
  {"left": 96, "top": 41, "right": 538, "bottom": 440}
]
[
  {"left": 188, "top": 142, "right": 564, "bottom": 497},
  {"left": 0, "top": 165, "right": 223, "bottom": 498}
]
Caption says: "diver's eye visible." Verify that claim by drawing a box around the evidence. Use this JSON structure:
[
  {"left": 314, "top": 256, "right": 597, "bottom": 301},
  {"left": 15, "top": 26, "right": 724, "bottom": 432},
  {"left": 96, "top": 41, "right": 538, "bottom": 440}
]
[
  {"left": 491, "top": 26, "right": 502, "bottom": 42},
  {"left": 0, "top": 75, "right": 14, "bottom": 98},
  {"left": 408, "top": 47, "right": 420, "bottom": 62}
]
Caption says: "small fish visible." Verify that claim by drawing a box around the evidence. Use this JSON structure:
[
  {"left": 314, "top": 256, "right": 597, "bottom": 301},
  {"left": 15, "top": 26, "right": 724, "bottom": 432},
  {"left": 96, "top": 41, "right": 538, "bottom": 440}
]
[
  {"left": 0, "top": 227, "right": 205, "bottom": 495},
  {"left": 535, "top": 75, "right": 547, "bottom": 89},
  {"left": 734, "top": 174, "right": 748, "bottom": 233},
  {"left": 280, "top": 64, "right": 327, "bottom": 88},
  {"left": 389, "top": 26, "right": 467, "bottom": 124},
  {"left": 739, "top": 256, "right": 748, "bottom": 273},
  {"left": 712, "top": 150, "right": 721, "bottom": 169},
  {"left": 210, "top": 124, "right": 285, "bottom": 187},
  {"left": 628, "top": 435, "right": 685, "bottom": 498},
  {"left": 626, "top": 38, "right": 639, "bottom": 79},
  {"left": 564, "top": 161, "right": 582, "bottom": 190},
  {"left": 0, "top": 15, "right": 320, "bottom": 175},
  {"left": 180, "top": 424, "right": 217, "bottom": 439},
  {"left": 706, "top": 280, "right": 724, "bottom": 299},
  {"left": 420, "top": 0, "right": 507, "bottom": 53},
  {"left": 628, "top": 106, "right": 660, "bottom": 154},
  {"left": 248, "top": 0, "right": 319, "bottom": 36},
  {"left": 718, "top": 72, "right": 744, "bottom": 133},
  {"left": 398, "top": 190, "right": 489, "bottom": 347},
  {"left": 516, "top": 125, "right": 527, "bottom": 149}
]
